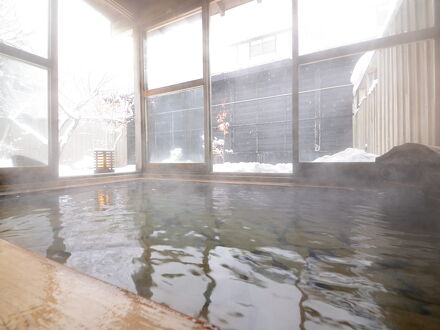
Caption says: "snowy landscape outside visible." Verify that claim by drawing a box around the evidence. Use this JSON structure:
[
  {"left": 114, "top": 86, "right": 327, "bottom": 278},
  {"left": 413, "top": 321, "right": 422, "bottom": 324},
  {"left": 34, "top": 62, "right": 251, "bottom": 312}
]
[{"left": 1, "top": 0, "right": 404, "bottom": 174}]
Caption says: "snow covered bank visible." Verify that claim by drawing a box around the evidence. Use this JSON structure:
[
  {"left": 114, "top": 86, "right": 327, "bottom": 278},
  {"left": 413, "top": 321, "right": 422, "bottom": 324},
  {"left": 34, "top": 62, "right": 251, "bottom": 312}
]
[
  {"left": 313, "top": 148, "right": 377, "bottom": 163},
  {"left": 160, "top": 148, "right": 195, "bottom": 163},
  {"left": 59, "top": 164, "right": 136, "bottom": 177},
  {"left": 212, "top": 149, "right": 377, "bottom": 173},
  {"left": 0, "top": 158, "right": 13, "bottom": 168},
  {"left": 213, "top": 162, "right": 292, "bottom": 173}
]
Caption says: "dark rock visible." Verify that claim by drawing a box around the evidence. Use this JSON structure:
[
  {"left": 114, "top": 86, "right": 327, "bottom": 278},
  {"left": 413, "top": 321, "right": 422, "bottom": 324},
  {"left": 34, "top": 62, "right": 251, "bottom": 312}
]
[
  {"left": 376, "top": 143, "right": 440, "bottom": 187},
  {"left": 376, "top": 143, "right": 440, "bottom": 167}
]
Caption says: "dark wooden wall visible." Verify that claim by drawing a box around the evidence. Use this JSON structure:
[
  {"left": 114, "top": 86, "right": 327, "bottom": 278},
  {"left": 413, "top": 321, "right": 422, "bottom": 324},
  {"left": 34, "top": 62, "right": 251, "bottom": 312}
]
[{"left": 147, "top": 54, "right": 360, "bottom": 164}]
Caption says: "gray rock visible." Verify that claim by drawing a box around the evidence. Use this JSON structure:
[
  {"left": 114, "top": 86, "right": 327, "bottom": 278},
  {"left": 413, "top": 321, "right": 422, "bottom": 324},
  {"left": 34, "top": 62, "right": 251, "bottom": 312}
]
[{"left": 377, "top": 143, "right": 440, "bottom": 187}]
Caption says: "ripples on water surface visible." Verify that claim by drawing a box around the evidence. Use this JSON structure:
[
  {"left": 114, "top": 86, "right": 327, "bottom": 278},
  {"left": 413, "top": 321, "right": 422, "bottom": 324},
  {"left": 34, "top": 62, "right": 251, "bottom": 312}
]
[{"left": 0, "top": 181, "right": 439, "bottom": 329}]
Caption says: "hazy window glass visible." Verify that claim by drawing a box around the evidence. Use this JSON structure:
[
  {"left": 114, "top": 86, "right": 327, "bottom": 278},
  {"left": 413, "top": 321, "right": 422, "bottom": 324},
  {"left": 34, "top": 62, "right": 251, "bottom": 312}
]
[
  {"left": 210, "top": 0, "right": 292, "bottom": 75},
  {"left": 146, "top": 13, "right": 203, "bottom": 89},
  {"left": 249, "top": 36, "right": 277, "bottom": 59},
  {"left": 299, "top": 0, "right": 434, "bottom": 55},
  {"left": 0, "top": 0, "right": 49, "bottom": 57},
  {"left": 58, "top": 0, "right": 135, "bottom": 176},
  {"left": 300, "top": 40, "right": 436, "bottom": 162},
  {"left": 299, "top": 55, "right": 360, "bottom": 162},
  {"left": 148, "top": 87, "right": 204, "bottom": 163},
  {"left": 0, "top": 56, "right": 48, "bottom": 167},
  {"left": 210, "top": 0, "right": 292, "bottom": 173}
]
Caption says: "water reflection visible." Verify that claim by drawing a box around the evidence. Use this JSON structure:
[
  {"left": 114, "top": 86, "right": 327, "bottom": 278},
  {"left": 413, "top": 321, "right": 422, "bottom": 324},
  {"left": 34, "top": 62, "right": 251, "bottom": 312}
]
[
  {"left": 96, "top": 191, "right": 112, "bottom": 211},
  {"left": 0, "top": 182, "right": 439, "bottom": 329}
]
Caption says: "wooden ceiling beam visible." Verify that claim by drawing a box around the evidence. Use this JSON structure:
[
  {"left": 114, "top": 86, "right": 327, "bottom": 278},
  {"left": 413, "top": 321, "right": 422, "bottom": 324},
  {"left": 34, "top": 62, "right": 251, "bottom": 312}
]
[
  {"left": 138, "top": 0, "right": 255, "bottom": 29},
  {"left": 213, "top": 0, "right": 225, "bottom": 16},
  {"left": 84, "top": 0, "right": 135, "bottom": 22}
]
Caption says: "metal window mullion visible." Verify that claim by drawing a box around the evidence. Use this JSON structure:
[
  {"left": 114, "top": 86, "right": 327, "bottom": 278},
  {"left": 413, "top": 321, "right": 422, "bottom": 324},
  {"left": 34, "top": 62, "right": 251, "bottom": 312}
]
[
  {"left": 0, "top": 43, "right": 51, "bottom": 69},
  {"left": 298, "top": 26, "right": 440, "bottom": 65},
  {"left": 48, "top": 0, "right": 59, "bottom": 178},
  {"left": 202, "top": 0, "right": 212, "bottom": 172},
  {"left": 133, "top": 27, "right": 147, "bottom": 172},
  {"left": 144, "top": 79, "right": 204, "bottom": 97},
  {"left": 143, "top": 30, "right": 151, "bottom": 166},
  {"left": 292, "top": 0, "right": 300, "bottom": 171},
  {"left": 0, "top": 0, "right": 55, "bottom": 179},
  {"left": 435, "top": 0, "right": 440, "bottom": 145}
]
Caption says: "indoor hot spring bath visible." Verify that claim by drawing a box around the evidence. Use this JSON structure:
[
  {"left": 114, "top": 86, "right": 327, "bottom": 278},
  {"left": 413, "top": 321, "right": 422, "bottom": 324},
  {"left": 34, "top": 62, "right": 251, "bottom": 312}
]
[{"left": 0, "top": 180, "right": 439, "bottom": 330}]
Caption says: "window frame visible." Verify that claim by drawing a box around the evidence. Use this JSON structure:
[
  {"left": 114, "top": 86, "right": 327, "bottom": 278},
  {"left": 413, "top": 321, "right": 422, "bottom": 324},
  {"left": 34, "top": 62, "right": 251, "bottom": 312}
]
[
  {"left": 138, "top": 0, "right": 440, "bottom": 176},
  {"left": 142, "top": 7, "right": 212, "bottom": 173},
  {"left": 0, "top": 0, "right": 58, "bottom": 182},
  {"left": 293, "top": 0, "right": 440, "bottom": 170},
  {"left": 0, "top": 0, "right": 437, "bottom": 181}
]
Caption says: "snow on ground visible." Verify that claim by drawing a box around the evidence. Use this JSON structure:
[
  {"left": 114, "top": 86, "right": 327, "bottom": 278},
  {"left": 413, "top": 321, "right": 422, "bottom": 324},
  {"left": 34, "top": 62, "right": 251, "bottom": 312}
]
[
  {"left": 59, "top": 164, "right": 136, "bottom": 177},
  {"left": 15, "top": 149, "right": 376, "bottom": 176},
  {"left": 114, "top": 165, "right": 136, "bottom": 173},
  {"left": 213, "top": 162, "right": 292, "bottom": 174},
  {"left": 160, "top": 148, "right": 194, "bottom": 163},
  {"left": 313, "top": 148, "right": 377, "bottom": 163},
  {"left": 213, "top": 148, "right": 377, "bottom": 172},
  {"left": 59, "top": 154, "right": 136, "bottom": 177},
  {"left": 0, "top": 158, "right": 13, "bottom": 168}
]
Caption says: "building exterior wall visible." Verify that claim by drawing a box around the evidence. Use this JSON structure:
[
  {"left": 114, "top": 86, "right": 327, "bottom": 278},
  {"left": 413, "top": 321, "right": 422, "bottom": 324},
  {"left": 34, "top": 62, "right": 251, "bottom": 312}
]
[
  {"left": 149, "top": 55, "right": 358, "bottom": 164},
  {"left": 353, "top": 0, "right": 438, "bottom": 155},
  {"left": 299, "top": 55, "right": 360, "bottom": 161}
]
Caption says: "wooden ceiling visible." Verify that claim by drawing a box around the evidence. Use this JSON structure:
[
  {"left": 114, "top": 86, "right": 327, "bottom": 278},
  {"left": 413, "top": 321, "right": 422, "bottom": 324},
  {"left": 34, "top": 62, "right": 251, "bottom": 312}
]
[
  {"left": 84, "top": 0, "right": 201, "bottom": 26},
  {"left": 85, "top": 0, "right": 252, "bottom": 29}
]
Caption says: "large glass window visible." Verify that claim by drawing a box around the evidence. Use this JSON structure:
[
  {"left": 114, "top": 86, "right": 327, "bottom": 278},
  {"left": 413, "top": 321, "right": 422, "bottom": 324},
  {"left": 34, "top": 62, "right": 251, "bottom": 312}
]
[
  {"left": 148, "top": 87, "right": 204, "bottom": 163},
  {"left": 0, "top": 0, "right": 50, "bottom": 169},
  {"left": 0, "top": 0, "right": 49, "bottom": 58},
  {"left": 58, "top": 0, "right": 135, "bottom": 176},
  {"left": 299, "top": 0, "right": 434, "bottom": 55},
  {"left": 145, "top": 12, "right": 205, "bottom": 165},
  {"left": 0, "top": 56, "right": 48, "bottom": 167},
  {"left": 353, "top": 40, "right": 436, "bottom": 157},
  {"left": 210, "top": 0, "right": 293, "bottom": 174},
  {"left": 146, "top": 13, "right": 203, "bottom": 89},
  {"left": 299, "top": 55, "right": 361, "bottom": 162},
  {"left": 299, "top": 0, "right": 437, "bottom": 163},
  {"left": 300, "top": 40, "right": 436, "bottom": 162}
]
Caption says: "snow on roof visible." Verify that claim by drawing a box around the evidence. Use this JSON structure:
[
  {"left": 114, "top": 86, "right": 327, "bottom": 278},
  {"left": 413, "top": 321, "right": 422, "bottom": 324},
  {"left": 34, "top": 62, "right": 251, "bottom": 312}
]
[
  {"left": 350, "top": 0, "right": 402, "bottom": 95},
  {"left": 350, "top": 51, "right": 375, "bottom": 95}
]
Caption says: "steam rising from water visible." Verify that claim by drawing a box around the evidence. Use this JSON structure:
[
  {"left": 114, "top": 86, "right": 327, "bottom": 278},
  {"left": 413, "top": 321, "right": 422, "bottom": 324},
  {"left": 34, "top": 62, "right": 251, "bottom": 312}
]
[{"left": 0, "top": 181, "right": 439, "bottom": 329}]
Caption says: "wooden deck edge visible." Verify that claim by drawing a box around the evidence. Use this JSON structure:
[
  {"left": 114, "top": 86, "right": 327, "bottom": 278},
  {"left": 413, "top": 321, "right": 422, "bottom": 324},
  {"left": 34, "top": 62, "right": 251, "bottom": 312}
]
[
  {"left": 0, "top": 172, "right": 406, "bottom": 198},
  {"left": 0, "top": 170, "right": 436, "bottom": 200},
  {"left": 0, "top": 239, "right": 217, "bottom": 330}
]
